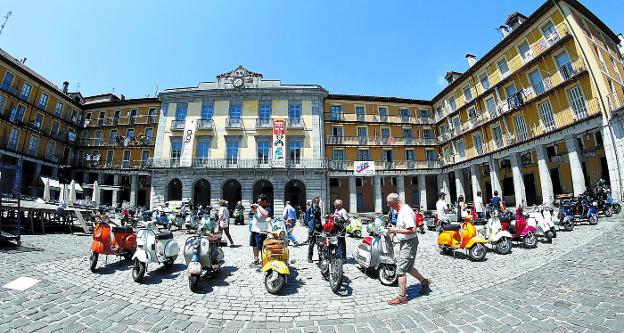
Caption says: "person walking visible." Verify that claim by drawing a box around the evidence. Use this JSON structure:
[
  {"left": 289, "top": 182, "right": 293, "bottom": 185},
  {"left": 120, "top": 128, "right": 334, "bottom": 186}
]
[
  {"left": 282, "top": 201, "right": 300, "bottom": 246},
  {"left": 332, "top": 199, "right": 350, "bottom": 260},
  {"left": 307, "top": 197, "right": 322, "bottom": 263},
  {"left": 386, "top": 193, "right": 431, "bottom": 305},
  {"left": 474, "top": 191, "right": 485, "bottom": 219},
  {"left": 217, "top": 200, "right": 234, "bottom": 246},
  {"left": 250, "top": 194, "right": 271, "bottom": 266}
]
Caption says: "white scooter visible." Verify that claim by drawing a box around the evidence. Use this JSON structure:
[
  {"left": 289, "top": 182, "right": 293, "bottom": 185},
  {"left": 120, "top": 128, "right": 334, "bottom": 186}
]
[
  {"left": 526, "top": 205, "right": 557, "bottom": 243},
  {"left": 352, "top": 217, "right": 397, "bottom": 286},
  {"left": 477, "top": 206, "right": 513, "bottom": 254},
  {"left": 183, "top": 220, "right": 225, "bottom": 292},
  {"left": 132, "top": 222, "right": 180, "bottom": 283}
]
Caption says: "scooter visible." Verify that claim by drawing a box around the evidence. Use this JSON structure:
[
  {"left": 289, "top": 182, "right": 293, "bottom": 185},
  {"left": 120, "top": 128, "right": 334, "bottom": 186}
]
[
  {"left": 261, "top": 219, "right": 290, "bottom": 294},
  {"left": 317, "top": 215, "right": 345, "bottom": 293},
  {"left": 132, "top": 222, "right": 180, "bottom": 283},
  {"left": 353, "top": 217, "right": 397, "bottom": 286},
  {"left": 526, "top": 205, "right": 556, "bottom": 243},
  {"left": 437, "top": 215, "right": 488, "bottom": 261},
  {"left": 415, "top": 210, "right": 426, "bottom": 234},
  {"left": 499, "top": 206, "right": 538, "bottom": 248},
  {"left": 557, "top": 194, "right": 599, "bottom": 226},
  {"left": 90, "top": 219, "right": 137, "bottom": 272},
  {"left": 233, "top": 207, "right": 244, "bottom": 225},
  {"left": 345, "top": 214, "right": 363, "bottom": 238},
  {"left": 476, "top": 206, "right": 513, "bottom": 254},
  {"left": 184, "top": 222, "right": 225, "bottom": 292}
]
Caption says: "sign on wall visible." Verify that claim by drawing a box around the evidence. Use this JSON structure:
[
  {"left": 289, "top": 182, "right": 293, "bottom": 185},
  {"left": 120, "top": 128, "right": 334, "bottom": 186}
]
[
  {"left": 354, "top": 161, "right": 375, "bottom": 176},
  {"left": 272, "top": 119, "right": 286, "bottom": 168},
  {"left": 179, "top": 119, "right": 196, "bottom": 167}
]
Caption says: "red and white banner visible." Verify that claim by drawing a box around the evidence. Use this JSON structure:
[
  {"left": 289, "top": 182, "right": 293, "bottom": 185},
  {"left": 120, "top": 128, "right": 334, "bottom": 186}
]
[{"left": 272, "top": 119, "right": 286, "bottom": 168}]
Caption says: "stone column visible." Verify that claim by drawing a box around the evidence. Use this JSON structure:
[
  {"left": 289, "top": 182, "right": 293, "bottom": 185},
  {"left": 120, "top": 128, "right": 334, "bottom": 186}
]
[
  {"left": 396, "top": 175, "right": 405, "bottom": 201},
  {"left": 489, "top": 159, "right": 502, "bottom": 197},
  {"left": 418, "top": 174, "right": 427, "bottom": 210},
  {"left": 535, "top": 144, "right": 554, "bottom": 205},
  {"left": 454, "top": 168, "right": 465, "bottom": 201},
  {"left": 374, "top": 176, "right": 382, "bottom": 213},
  {"left": 130, "top": 174, "right": 138, "bottom": 207},
  {"left": 349, "top": 176, "right": 357, "bottom": 213},
  {"left": 437, "top": 172, "right": 450, "bottom": 195},
  {"left": 510, "top": 153, "right": 527, "bottom": 206},
  {"left": 98, "top": 173, "right": 106, "bottom": 206},
  {"left": 565, "top": 136, "right": 587, "bottom": 196},
  {"left": 602, "top": 123, "right": 623, "bottom": 201},
  {"left": 112, "top": 174, "right": 120, "bottom": 208},
  {"left": 469, "top": 164, "right": 481, "bottom": 202}
]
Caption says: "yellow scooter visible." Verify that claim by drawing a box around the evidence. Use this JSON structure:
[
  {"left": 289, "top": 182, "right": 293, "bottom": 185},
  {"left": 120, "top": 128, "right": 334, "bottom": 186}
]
[
  {"left": 437, "top": 215, "right": 488, "bottom": 261},
  {"left": 261, "top": 218, "right": 290, "bottom": 294}
]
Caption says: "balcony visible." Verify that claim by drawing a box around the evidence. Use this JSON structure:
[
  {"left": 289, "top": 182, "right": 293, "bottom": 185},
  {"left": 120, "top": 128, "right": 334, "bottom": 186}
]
[
  {"left": 75, "top": 159, "right": 153, "bottom": 170},
  {"left": 170, "top": 120, "right": 185, "bottom": 130},
  {"left": 79, "top": 135, "right": 155, "bottom": 147},
  {"left": 329, "top": 113, "right": 344, "bottom": 121},
  {"left": 287, "top": 117, "right": 304, "bottom": 129},
  {"left": 379, "top": 114, "right": 389, "bottom": 122},
  {"left": 327, "top": 160, "right": 441, "bottom": 171},
  {"left": 129, "top": 116, "right": 137, "bottom": 125},
  {"left": 226, "top": 117, "right": 243, "bottom": 129},
  {"left": 151, "top": 158, "right": 327, "bottom": 169},
  {"left": 196, "top": 119, "right": 214, "bottom": 130},
  {"left": 400, "top": 116, "right": 411, "bottom": 123},
  {"left": 356, "top": 114, "right": 365, "bottom": 122},
  {"left": 256, "top": 118, "right": 272, "bottom": 129},
  {"left": 148, "top": 115, "right": 158, "bottom": 124},
  {"left": 506, "top": 92, "right": 524, "bottom": 110}
]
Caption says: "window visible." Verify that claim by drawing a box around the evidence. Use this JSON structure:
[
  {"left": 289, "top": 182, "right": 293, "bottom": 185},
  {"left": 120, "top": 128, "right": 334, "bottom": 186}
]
[
  {"left": 330, "top": 178, "right": 340, "bottom": 187},
  {"left": 127, "top": 129, "right": 135, "bottom": 138},
  {"left": 10, "top": 104, "right": 25, "bottom": 122},
  {"left": 34, "top": 113, "right": 43, "bottom": 128},
  {"left": 518, "top": 40, "right": 532, "bottom": 62},
  {"left": 141, "top": 150, "right": 150, "bottom": 163},
  {"left": 122, "top": 151, "right": 131, "bottom": 167},
  {"left": 555, "top": 51, "right": 573, "bottom": 80},
  {"left": 541, "top": 21, "right": 559, "bottom": 42},
  {"left": 356, "top": 178, "right": 364, "bottom": 186},
  {"left": 331, "top": 126, "right": 343, "bottom": 137},
  {"left": 113, "top": 110, "right": 121, "bottom": 123},
  {"left": 175, "top": 103, "right": 188, "bottom": 121},
  {"left": 196, "top": 138, "right": 211, "bottom": 159},
  {"left": 611, "top": 57, "right": 622, "bottom": 82},
  {"left": 514, "top": 115, "right": 528, "bottom": 141},
  {"left": 594, "top": 46, "right": 607, "bottom": 71},
  {"left": 330, "top": 105, "right": 343, "bottom": 120},
  {"left": 202, "top": 103, "right": 214, "bottom": 119},
  {"left": 288, "top": 140, "right": 303, "bottom": 163},
  {"left": 473, "top": 132, "right": 483, "bottom": 155},
  {"left": 378, "top": 106, "right": 388, "bottom": 121},
  {"left": 38, "top": 93, "right": 49, "bottom": 109},
  {"left": 419, "top": 109, "right": 430, "bottom": 119},
  {"left": 479, "top": 72, "right": 490, "bottom": 90},
  {"left": 106, "top": 151, "right": 113, "bottom": 165},
  {"left": 148, "top": 108, "right": 157, "bottom": 122},
  {"left": 457, "top": 139, "right": 465, "bottom": 158},
  {"left": 288, "top": 101, "right": 302, "bottom": 119},
  {"left": 54, "top": 101, "right": 63, "bottom": 117},
  {"left": 145, "top": 128, "right": 153, "bottom": 138},
  {"left": 497, "top": 58, "right": 510, "bottom": 77},
  {"left": 21, "top": 82, "right": 32, "bottom": 100},
  {"left": 463, "top": 85, "right": 473, "bottom": 102},
  {"left": 94, "top": 130, "right": 102, "bottom": 145},
  {"left": 228, "top": 103, "right": 242, "bottom": 124},
  {"left": 225, "top": 140, "right": 240, "bottom": 163},
  {"left": 400, "top": 108, "right": 411, "bottom": 121},
  {"left": 405, "top": 149, "right": 415, "bottom": 161},
  {"left": 444, "top": 146, "right": 451, "bottom": 162},
  {"left": 485, "top": 96, "right": 496, "bottom": 115},
  {"left": 8, "top": 128, "right": 19, "bottom": 149},
  {"left": 68, "top": 129, "right": 76, "bottom": 142},
  {"left": 256, "top": 140, "right": 270, "bottom": 164},
  {"left": 357, "top": 149, "right": 370, "bottom": 161},
  {"left": 332, "top": 149, "right": 345, "bottom": 161},
  {"left": 170, "top": 137, "right": 182, "bottom": 160},
  {"left": 356, "top": 106, "right": 365, "bottom": 120},
  {"left": 452, "top": 116, "right": 460, "bottom": 132},
  {"left": 422, "top": 128, "right": 433, "bottom": 139},
  {"left": 492, "top": 123, "right": 503, "bottom": 147},
  {"left": 129, "top": 109, "right": 138, "bottom": 124},
  {"left": 356, "top": 193, "right": 363, "bottom": 211},
  {"left": 110, "top": 129, "right": 118, "bottom": 143},
  {"left": 0, "top": 94, "right": 5, "bottom": 111},
  {"left": 2, "top": 71, "right": 14, "bottom": 88},
  {"left": 382, "top": 149, "right": 394, "bottom": 162},
  {"left": 357, "top": 127, "right": 368, "bottom": 138},
  {"left": 381, "top": 128, "right": 390, "bottom": 138},
  {"left": 468, "top": 107, "right": 477, "bottom": 123},
  {"left": 448, "top": 97, "right": 457, "bottom": 111},
  {"left": 258, "top": 100, "right": 271, "bottom": 120},
  {"left": 28, "top": 136, "right": 38, "bottom": 154},
  {"left": 538, "top": 100, "right": 556, "bottom": 131},
  {"left": 567, "top": 86, "right": 588, "bottom": 119},
  {"left": 426, "top": 149, "right": 436, "bottom": 161},
  {"left": 402, "top": 128, "right": 413, "bottom": 139},
  {"left": 528, "top": 69, "right": 545, "bottom": 95}
]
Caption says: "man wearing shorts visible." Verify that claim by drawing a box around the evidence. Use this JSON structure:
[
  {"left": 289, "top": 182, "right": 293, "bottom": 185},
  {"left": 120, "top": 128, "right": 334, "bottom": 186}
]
[
  {"left": 386, "top": 193, "right": 431, "bottom": 305},
  {"left": 249, "top": 194, "right": 271, "bottom": 266}
]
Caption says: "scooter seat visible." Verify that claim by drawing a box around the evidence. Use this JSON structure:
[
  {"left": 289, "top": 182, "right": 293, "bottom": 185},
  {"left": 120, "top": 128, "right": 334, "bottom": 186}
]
[
  {"left": 155, "top": 230, "right": 173, "bottom": 240},
  {"left": 112, "top": 226, "right": 133, "bottom": 233},
  {"left": 442, "top": 223, "right": 461, "bottom": 231}
]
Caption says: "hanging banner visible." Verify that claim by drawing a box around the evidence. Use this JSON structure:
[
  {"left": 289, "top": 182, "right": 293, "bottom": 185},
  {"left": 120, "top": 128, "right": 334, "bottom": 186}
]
[
  {"left": 179, "top": 119, "right": 196, "bottom": 167},
  {"left": 354, "top": 161, "right": 375, "bottom": 176},
  {"left": 272, "top": 119, "right": 286, "bottom": 168}
]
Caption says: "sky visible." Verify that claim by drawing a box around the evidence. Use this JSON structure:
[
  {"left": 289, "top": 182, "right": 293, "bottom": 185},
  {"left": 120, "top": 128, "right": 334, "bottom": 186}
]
[{"left": 0, "top": 1, "right": 623, "bottom": 101}]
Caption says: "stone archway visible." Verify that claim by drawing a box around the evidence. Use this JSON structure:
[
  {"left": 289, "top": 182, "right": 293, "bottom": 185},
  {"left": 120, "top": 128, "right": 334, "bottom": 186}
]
[
  {"left": 167, "top": 178, "right": 182, "bottom": 201},
  {"left": 222, "top": 179, "right": 242, "bottom": 212},
  {"left": 193, "top": 178, "right": 211, "bottom": 208},
  {"left": 284, "top": 179, "right": 306, "bottom": 212},
  {"left": 253, "top": 179, "right": 274, "bottom": 212}
]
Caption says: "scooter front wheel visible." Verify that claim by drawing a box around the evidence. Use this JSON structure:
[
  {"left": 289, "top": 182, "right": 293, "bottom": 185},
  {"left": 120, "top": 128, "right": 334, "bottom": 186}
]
[
  {"left": 589, "top": 214, "right": 598, "bottom": 225},
  {"left": 353, "top": 230, "right": 362, "bottom": 238},
  {"left": 468, "top": 243, "right": 487, "bottom": 261},
  {"left": 329, "top": 258, "right": 343, "bottom": 293},
  {"left": 378, "top": 264, "right": 398, "bottom": 286},
  {"left": 189, "top": 275, "right": 200, "bottom": 293},
  {"left": 264, "top": 271, "right": 285, "bottom": 295},
  {"left": 132, "top": 259, "right": 146, "bottom": 283},
  {"left": 495, "top": 237, "right": 512, "bottom": 254},
  {"left": 564, "top": 221, "right": 574, "bottom": 231},
  {"left": 89, "top": 252, "right": 98, "bottom": 272},
  {"left": 544, "top": 230, "right": 554, "bottom": 243},
  {"left": 613, "top": 203, "right": 621, "bottom": 214},
  {"left": 523, "top": 232, "right": 538, "bottom": 248},
  {"left": 603, "top": 208, "right": 612, "bottom": 218}
]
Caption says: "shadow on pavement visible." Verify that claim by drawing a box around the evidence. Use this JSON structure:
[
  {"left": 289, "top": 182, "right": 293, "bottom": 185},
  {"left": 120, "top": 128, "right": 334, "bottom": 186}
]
[{"left": 141, "top": 263, "right": 186, "bottom": 285}]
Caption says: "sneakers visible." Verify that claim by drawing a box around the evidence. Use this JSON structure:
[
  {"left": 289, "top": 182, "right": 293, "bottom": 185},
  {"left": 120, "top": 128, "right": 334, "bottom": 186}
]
[{"left": 250, "top": 259, "right": 259, "bottom": 267}]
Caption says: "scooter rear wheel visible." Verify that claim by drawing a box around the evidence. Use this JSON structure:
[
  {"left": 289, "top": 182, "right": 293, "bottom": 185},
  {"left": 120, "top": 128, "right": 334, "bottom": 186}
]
[
  {"left": 613, "top": 204, "right": 621, "bottom": 214},
  {"left": 132, "top": 259, "right": 146, "bottom": 283},
  {"left": 89, "top": 252, "right": 98, "bottom": 272},
  {"left": 544, "top": 230, "right": 554, "bottom": 243},
  {"left": 604, "top": 208, "right": 612, "bottom": 217}
]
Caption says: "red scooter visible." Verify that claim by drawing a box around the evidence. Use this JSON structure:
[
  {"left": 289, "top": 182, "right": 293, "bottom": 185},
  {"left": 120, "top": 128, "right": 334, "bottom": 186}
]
[
  {"left": 499, "top": 206, "right": 538, "bottom": 248},
  {"left": 90, "top": 218, "right": 137, "bottom": 272}
]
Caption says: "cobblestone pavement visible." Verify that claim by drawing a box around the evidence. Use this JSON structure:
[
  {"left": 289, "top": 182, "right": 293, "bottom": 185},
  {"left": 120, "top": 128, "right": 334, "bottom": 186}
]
[{"left": 0, "top": 216, "right": 623, "bottom": 332}]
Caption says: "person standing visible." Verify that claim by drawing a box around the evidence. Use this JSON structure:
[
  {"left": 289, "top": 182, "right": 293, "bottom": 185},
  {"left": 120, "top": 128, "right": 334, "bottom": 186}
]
[
  {"left": 217, "top": 200, "right": 234, "bottom": 246},
  {"left": 474, "top": 191, "right": 485, "bottom": 219},
  {"left": 332, "top": 199, "right": 350, "bottom": 260},
  {"left": 436, "top": 192, "right": 448, "bottom": 223},
  {"left": 386, "top": 193, "right": 431, "bottom": 305},
  {"left": 490, "top": 190, "right": 505, "bottom": 212},
  {"left": 456, "top": 195, "right": 467, "bottom": 222},
  {"left": 282, "top": 201, "right": 300, "bottom": 246},
  {"left": 250, "top": 194, "right": 271, "bottom": 266},
  {"left": 307, "top": 197, "right": 322, "bottom": 263}
]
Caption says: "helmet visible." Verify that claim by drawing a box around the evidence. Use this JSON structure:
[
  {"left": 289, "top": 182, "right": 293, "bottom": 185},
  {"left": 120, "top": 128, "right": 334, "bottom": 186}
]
[{"left": 323, "top": 216, "right": 335, "bottom": 233}]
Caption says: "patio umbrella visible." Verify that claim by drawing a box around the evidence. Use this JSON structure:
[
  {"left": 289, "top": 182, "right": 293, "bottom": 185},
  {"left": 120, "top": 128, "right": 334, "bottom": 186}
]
[
  {"left": 58, "top": 183, "right": 66, "bottom": 205},
  {"left": 69, "top": 180, "right": 77, "bottom": 205},
  {"left": 92, "top": 181, "right": 100, "bottom": 209},
  {"left": 43, "top": 178, "right": 50, "bottom": 202}
]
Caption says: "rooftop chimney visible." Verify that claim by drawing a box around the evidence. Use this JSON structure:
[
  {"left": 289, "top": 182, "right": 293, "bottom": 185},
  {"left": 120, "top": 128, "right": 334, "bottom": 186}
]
[
  {"left": 505, "top": 12, "right": 527, "bottom": 31},
  {"left": 120, "top": 94, "right": 125, "bottom": 101},
  {"left": 20, "top": 58, "right": 27, "bottom": 64},
  {"left": 62, "top": 81, "right": 69, "bottom": 94},
  {"left": 499, "top": 25, "right": 511, "bottom": 39},
  {"left": 444, "top": 71, "right": 463, "bottom": 85},
  {"left": 618, "top": 33, "right": 624, "bottom": 58},
  {"left": 466, "top": 53, "right": 477, "bottom": 68}
]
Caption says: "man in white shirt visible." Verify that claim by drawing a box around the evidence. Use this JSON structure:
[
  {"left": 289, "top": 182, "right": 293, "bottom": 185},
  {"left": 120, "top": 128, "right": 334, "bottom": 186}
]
[
  {"left": 386, "top": 193, "right": 431, "bottom": 305},
  {"left": 474, "top": 191, "right": 485, "bottom": 219},
  {"left": 436, "top": 192, "right": 448, "bottom": 223},
  {"left": 250, "top": 194, "right": 271, "bottom": 266},
  {"left": 332, "top": 199, "right": 350, "bottom": 260}
]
